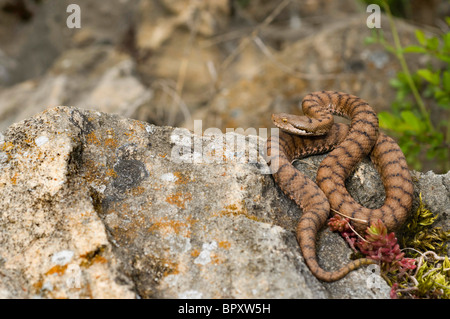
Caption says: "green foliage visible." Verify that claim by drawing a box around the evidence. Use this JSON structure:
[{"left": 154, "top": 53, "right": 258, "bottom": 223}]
[
  {"left": 365, "top": 6, "right": 450, "bottom": 173},
  {"left": 392, "top": 195, "right": 450, "bottom": 299},
  {"left": 401, "top": 194, "right": 450, "bottom": 256},
  {"left": 414, "top": 258, "right": 450, "bottom": 298}
]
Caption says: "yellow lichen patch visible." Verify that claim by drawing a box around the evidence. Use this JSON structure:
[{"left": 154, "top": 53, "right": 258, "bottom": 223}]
[
  {"left": 218, "top": 241, "right": 231, "bottom": 249},
  {"left": 45, "top": 264, "right": 68, "bottom": 276},
  {"left": 85, "top": 129, "right": 118, "bottom": 150},
  {"left": 1, "top": 141, "right": 14, "bottom": 152},
  {"left": 165, "top": 191, "right": 192, "bottom": 209},
  {"left": 85, "top": 132, "right": 100, "bottom": 145},
  {"left": 213, "top": 202, "right": 260, "bottom": 222},
  {"left": 148, "top": 215, "right": 196, "bottom": 238},
  {"left": 173, "top": 171, "right": 195, "bottom": 185},
  {"left": 123, "top": 131, "right": 134, "bottom": 138},
  {"left": 33, "top": 280, "right": 43, "bottom": 291},
  {"left": 191, "top": 249, "right": 200, "bottom": 258},
  {"left": 105, "top": 168, "right": 118, "bottom": 178},
  {"left": 162, "top": 260, "right": 180, "bottom": 277},
  {"left": 135, "top": 121, "right": 146, "bottom": 131},
  {"left": 11, "top": 172, "right": 18, "bottom": 185},
  {"left": 210, "top": 252, "right": 225, "bottom": 265},
  {"left": 82, "top": 158, "right": 107, "bottom": 184},
  {"left": 103, "top": 138, "right": 118, "bottom": 149},
  {"left": 131, "top": 186, "right": 146, "bottom": 196}
]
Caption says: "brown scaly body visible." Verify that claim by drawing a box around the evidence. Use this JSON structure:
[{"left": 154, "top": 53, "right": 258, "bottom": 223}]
[{"left": 266, "top": 91, "right": 414, "bottom": 282}]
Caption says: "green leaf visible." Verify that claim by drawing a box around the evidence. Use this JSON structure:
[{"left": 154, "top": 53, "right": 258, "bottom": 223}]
[
  {"left": 437, "top": 95, "right": 450, "bottom": 109},
  {"left": 443, "top": 32, "right": 450, "bottom": 52},
  {"left": 417, "top": 69, "right": 440, "bottom": 85},
  {"left": 415, "top": 30, "right": 427, "bottom": 46},
  {"left": 430, "top": 132, "right": 444, "bottom": 147},
  {"left": 443, "top": 71, "right": 450, "bottom": 92},
  {"left": 400, "top": 111, "right": 426, "bottom": 132},
  {"left": 389, "top": 77, "right": 404, "bottom": 89},
  {"left": 402, "top": 45, "right": 427, "bottom": 54},
  {"left": 436, "top": 53, "right": 450, "bottom": 64},
  {"left": 426, "top": 36, "right": 439, "bottom": 51},
  {"left": 378, "top": 111, "right": 399, "bottom": 130},
  {"left": 434, "top": 89, "right": 448, "bottom": 104},
  {"left": 426, "top": 149, "right": 437, "bottom": 160},
  {"left": 443, "top": 257, "right": 450, "bottom": 275}
]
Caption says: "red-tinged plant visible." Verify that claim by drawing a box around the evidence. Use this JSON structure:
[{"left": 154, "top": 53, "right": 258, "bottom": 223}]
[
  {"left": 397, "top": 257, "right": 417, "bottom": 271},
  {"left": 329, "top": 194, "right": 449, "bottom": 298},
  {"left": 328, "top": 214, "right": 351, "bottom": 233},
  {"left": 328, "top": 215, "right": 358, "bottom": 252},
  {"left": 358, "top": 219, "right": 417, "bottom": 273},
  {"left": 390, "top": 283, "right": 399, "bottom": 299},
  {"left": 328, "top": 216, "right": 417, "bottom": 274},
  {"left": 357, "top": 220, "right": 404, "bottom": 263}
]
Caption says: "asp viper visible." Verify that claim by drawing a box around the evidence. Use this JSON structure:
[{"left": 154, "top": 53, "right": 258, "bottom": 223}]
[{"left": 266, "top": 91, "right": 414, "bottom": 282}]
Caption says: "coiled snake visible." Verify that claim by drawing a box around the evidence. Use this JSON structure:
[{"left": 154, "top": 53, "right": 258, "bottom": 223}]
[{"left": 266, "top": 91, "right": 414, "bottom": 282}]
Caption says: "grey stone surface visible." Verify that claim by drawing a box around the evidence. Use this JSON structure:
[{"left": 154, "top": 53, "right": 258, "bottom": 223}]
[{"left": 0, "top": 107, "right": 448, "bottom": 299}]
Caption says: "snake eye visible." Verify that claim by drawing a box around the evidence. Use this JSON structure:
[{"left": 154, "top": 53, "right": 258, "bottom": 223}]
[{"left": 282, "top": 118, "right": 288, "bottom": 123}]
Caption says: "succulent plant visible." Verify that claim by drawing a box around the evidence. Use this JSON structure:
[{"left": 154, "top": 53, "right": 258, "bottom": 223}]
[{"left": 328, "top": 193, "right": 450, "bottom": 299}]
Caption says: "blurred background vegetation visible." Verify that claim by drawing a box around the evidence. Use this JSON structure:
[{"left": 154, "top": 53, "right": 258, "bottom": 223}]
[
  {"left": 361, "top": 0, "right": 449, "bottom": 172},
  {"left": 0, "top": 0, "right": 448, "bottom": 173}
]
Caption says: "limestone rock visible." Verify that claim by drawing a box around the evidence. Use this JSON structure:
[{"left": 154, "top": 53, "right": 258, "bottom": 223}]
[
  {"left": 0, "top": 46, "right": 152, "bottom": 132},
  {"left": 0, "top": 106, "right": 448, "bottom": 299}
]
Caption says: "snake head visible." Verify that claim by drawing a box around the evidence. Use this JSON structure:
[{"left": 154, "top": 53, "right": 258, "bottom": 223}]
[{"left": 271, "top": 113, "right": 323, "bottom": 136}]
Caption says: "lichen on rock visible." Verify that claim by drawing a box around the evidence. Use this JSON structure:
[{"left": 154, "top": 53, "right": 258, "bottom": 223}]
[{"left": 0, "top": 106, "right": 448, "bottom": 299}]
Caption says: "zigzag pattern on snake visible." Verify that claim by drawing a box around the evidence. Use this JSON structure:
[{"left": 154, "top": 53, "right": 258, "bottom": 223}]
[{"left": 266, "top": 91, "right": 414, "bottom": 282}]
